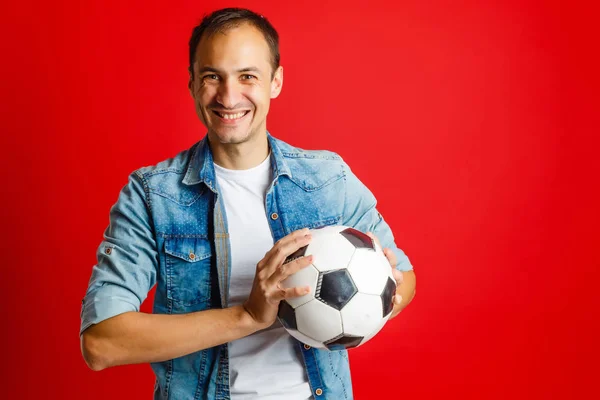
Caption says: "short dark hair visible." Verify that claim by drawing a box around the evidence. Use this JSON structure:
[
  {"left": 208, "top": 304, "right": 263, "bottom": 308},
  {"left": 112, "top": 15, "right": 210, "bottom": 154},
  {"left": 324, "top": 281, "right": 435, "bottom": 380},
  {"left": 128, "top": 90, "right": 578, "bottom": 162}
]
[{"left": 188, "top": 8, "right": 280, "bottom": 79}]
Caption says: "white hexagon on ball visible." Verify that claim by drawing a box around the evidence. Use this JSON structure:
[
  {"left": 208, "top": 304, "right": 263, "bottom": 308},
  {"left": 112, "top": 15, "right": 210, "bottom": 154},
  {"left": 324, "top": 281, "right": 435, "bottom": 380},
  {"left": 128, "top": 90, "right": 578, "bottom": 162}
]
[
  {"left": 280, "top": 263, "right": 319, "bottom": 308},
  {"left": 347, "top": 247, "right": 393, "bottom": 295},
  {"left": 360, "top": 313, "right": 391, "bottom": 345},
  {"left": 295, "top": 299, "right": 343, "bottom": 343},
  {"left": 310, "top": 225, "right": 346, "bottom": 239},
  {"left": 340, "top": 292, "right": 388, "bottom": 338},
  {"left": 307, "top": 230, "right": 356, "bottom": 273}
]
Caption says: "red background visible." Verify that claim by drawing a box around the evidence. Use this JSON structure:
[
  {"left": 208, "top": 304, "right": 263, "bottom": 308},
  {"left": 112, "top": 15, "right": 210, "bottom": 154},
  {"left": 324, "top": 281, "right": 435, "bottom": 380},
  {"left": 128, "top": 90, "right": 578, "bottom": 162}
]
[{"left": 1, "top": 0, "right": 598, "bottom": 398}]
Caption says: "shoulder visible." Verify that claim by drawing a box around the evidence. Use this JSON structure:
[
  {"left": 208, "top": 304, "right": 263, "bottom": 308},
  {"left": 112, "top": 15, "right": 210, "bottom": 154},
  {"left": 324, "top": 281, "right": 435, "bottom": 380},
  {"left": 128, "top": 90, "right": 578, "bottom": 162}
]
[
  {"left": 271, "top": 136, "right": 352, "bottom": 191},
  {"left": 133, "top": 142, "right": 199, "bottom": 182},
  {"left": 272, "top": 136, "right": 349, "bottom": 174},
  {"left": 275, "top": 137, "right": 342, "bottom": 162},
  {"left": 125, "top": 142, "right": 203, "bottom": 208}
]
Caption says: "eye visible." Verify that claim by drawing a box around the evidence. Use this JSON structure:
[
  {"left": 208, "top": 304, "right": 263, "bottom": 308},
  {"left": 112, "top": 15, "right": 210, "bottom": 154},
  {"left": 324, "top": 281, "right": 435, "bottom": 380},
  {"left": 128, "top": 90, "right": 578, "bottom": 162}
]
[
  {"left": 203, "top": 74, "right": 220, "bottom": 81},
  {"left": 241, "top": 74, "right": 256, "bottom": 80}
]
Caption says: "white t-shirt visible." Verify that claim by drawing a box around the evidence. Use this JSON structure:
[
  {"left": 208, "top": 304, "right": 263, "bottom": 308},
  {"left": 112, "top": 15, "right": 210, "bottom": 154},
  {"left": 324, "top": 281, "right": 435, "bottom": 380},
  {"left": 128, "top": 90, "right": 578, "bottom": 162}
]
[{"left": 214, "top": 153, "right": 312, "bottom": 400}]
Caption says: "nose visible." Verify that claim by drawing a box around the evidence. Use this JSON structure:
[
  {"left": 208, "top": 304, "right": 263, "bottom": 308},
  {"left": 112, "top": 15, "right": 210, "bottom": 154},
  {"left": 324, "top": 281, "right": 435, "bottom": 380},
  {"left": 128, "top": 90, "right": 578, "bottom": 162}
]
[{"left": 216, "top": 78, "right": 243, "bottom": 109}]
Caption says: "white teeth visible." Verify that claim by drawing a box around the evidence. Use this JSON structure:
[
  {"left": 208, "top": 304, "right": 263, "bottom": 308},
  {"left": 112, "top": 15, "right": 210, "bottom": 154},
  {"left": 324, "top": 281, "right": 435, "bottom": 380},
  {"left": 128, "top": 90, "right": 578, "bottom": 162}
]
[{"left": 219, "top": 111, "right": 247, "bottom": 120}]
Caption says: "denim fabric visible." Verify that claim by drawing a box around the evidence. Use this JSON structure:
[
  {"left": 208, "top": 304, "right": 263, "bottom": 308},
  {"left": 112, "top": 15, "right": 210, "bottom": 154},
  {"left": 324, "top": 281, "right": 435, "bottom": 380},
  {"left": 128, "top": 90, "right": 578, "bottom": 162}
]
[{"left": 80, "top": 133, "right": 413, "bottom": 399}]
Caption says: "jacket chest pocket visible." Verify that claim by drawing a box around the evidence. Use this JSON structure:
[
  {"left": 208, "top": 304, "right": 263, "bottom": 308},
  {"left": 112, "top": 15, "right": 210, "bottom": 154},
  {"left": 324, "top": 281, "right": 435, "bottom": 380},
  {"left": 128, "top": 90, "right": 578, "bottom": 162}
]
[{"left": 164, "top": 237, "right": 212, "bottom": 308}]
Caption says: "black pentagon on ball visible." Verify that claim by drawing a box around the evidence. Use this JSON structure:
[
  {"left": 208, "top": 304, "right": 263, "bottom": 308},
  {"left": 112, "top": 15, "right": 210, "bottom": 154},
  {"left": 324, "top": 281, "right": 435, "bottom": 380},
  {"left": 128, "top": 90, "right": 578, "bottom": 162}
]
[
  {"left": 277, "top": 300, "right": 297, "bottom": 330},
  {"left": 324, "top": 334, "right": 364, "bottom": 351},
  {"left": 284, "top": 245, "right": 308, "bottom": 264},
  {"left": 340, "top": 228, "right": 375, "bottom": 251},
  {"left": 381, "top": 277, "right": 397, "bottom": 317},
  {"left": 315, "top": 269, "right": 358, "bottom": 310}
]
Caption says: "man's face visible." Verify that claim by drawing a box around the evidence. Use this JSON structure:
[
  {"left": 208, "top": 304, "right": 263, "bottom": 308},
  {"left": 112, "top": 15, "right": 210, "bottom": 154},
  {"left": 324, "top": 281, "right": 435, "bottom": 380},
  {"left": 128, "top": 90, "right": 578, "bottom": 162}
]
[{"left": 189, "top": 23, "right": 283, "bottom": 145}]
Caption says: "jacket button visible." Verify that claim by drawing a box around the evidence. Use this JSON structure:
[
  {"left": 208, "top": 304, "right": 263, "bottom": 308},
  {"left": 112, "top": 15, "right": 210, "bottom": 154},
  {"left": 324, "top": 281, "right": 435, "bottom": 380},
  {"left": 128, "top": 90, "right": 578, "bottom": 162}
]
[
  {"left": 315, "top": 388, "right": 323, "bottom": 396},
  {"left": 303, "top": 344, "right": 311, "bottom": 350},
  {"left": 189, "top": 252, "right": 195, "bottom": 260},
  {"left": 270, "top": 213, "right": 279, "bottom": 220}
]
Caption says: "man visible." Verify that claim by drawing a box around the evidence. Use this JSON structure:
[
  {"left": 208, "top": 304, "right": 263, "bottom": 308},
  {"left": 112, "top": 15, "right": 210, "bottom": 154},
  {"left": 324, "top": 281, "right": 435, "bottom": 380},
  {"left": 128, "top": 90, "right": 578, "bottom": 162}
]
[{"left": 80, "top": 7, "right": 416, "bottom": 400}]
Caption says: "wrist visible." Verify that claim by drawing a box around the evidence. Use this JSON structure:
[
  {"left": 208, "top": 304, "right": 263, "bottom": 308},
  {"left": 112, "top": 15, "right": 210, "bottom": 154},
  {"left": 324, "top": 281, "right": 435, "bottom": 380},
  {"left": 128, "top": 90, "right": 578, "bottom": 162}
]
[{"left": 236, "top": 304, "right": 265, "bottom": 333}]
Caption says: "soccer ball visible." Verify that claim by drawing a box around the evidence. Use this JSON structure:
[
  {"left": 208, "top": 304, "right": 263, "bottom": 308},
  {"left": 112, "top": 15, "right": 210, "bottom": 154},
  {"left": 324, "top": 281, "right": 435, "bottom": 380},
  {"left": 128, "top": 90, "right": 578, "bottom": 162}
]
[{"left": 277, "top": 225, "right": 397, "bottom": 350}]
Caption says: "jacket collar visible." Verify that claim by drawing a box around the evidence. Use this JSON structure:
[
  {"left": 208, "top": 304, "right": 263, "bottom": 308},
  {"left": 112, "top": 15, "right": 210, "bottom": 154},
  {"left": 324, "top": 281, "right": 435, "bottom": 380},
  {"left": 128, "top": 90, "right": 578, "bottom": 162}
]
[{"left": 182, "top": 132, "right": 292, "bottom": 191}]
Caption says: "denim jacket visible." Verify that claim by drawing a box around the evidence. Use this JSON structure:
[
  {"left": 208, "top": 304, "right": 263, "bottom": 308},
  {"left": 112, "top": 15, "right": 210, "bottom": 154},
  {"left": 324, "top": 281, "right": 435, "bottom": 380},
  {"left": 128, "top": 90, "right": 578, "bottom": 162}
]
[{"left": 80, "top": 133, "right": 413, "bottom": 399}]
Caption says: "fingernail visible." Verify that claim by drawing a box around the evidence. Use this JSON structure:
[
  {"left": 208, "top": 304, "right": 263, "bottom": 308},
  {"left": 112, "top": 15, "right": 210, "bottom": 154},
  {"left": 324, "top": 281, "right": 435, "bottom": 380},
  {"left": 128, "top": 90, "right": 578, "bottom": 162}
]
[{"left": 395, "top": 295, "right": 402, "bottom": 303}]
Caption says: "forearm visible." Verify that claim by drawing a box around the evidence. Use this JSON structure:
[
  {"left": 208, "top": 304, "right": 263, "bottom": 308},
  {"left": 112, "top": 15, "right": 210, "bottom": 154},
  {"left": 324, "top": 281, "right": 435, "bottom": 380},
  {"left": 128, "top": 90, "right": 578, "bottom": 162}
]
[{"left": 81, "top": 305, "right": 259, "bottom": 371}]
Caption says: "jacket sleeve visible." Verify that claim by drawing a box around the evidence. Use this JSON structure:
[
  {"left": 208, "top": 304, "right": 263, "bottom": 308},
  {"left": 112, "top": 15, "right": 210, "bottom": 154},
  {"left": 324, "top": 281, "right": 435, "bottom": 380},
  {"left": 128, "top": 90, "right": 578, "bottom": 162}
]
[
  {"left": 341, "top": 160, "right": 413, "bottom": 272},
  {"left": 80, "top": 171, "right": 158, "bottom": 335}
]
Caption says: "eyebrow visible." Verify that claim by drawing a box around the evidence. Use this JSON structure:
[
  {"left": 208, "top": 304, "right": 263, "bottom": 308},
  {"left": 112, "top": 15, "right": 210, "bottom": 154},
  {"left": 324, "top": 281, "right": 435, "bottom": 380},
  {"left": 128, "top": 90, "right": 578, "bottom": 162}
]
[{"left": 198, "top": 66, "right": 262, "bottom": 75}]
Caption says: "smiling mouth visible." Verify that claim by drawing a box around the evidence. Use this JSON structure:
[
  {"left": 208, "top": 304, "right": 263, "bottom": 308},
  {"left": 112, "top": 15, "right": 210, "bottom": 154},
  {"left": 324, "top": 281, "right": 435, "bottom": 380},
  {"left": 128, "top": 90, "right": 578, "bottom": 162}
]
[{"left": 212, "top": 110, "right": 250, "bottom": 120}]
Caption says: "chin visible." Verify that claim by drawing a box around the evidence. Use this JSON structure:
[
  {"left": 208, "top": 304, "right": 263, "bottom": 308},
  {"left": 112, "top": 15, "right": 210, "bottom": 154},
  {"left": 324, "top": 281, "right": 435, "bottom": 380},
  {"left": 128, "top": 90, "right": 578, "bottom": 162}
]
[{"left": 210, "top": 128, "right": 253, "bottom": 145}]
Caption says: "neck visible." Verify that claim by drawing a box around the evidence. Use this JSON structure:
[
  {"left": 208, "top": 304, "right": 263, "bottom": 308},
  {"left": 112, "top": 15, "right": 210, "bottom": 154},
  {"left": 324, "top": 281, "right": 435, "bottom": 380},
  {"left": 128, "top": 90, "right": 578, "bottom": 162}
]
[{"left": 209, "top": 132, "right": 270, "bottom": 170}]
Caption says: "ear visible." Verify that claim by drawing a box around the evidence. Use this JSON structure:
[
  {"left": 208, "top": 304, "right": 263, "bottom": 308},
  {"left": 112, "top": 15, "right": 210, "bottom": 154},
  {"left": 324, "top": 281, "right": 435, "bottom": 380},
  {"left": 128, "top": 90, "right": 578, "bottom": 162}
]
[
  {"left": 188, "top": 68, "right": 194, "bottom": 93},
  {"left": 270, "top": 66, "right": 284, "bottom": 99}
]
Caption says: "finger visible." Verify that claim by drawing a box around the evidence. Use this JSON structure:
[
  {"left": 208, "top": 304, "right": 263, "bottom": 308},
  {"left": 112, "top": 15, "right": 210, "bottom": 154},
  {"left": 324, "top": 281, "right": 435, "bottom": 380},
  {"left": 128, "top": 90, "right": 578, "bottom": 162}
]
[
  {"left": 268, "top": 254, "right": 314, "bottom": 286},
  {"left": 393, "top": 294, "right": 403, "bottom": 305},
  {"left": 263, "top": 228, "right": 311, "bottom": 262},
  {"left": 275, "top": 228, "right": 311, "bottom": 250},
  {"left": 272, "top": 285, "right": 311, "bottom": 302},
  {"left": 366, "top": 232, "right": 382, "bottom": 249},
  {"left": 258, "top": 228, "right": 311, "bottom": 273},
  {"left": 263, "top": 233, "right": 312, "bottom": 277},
  {"left": 392, "top": 268, "right": 404, "bottom": 285},
  {"left": 383, "top": 248, "right": 398, "bottom": 267}
]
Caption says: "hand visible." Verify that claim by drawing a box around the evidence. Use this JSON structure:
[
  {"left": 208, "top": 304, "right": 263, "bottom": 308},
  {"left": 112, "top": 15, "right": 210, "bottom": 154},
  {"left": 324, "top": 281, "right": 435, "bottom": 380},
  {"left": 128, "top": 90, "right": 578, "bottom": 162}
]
[
  {"left": 243, "top": 228, "right": 314, "bottom": 329},
  {"left": 366, "top": 232, "right": 404, "bottom": 319}
]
